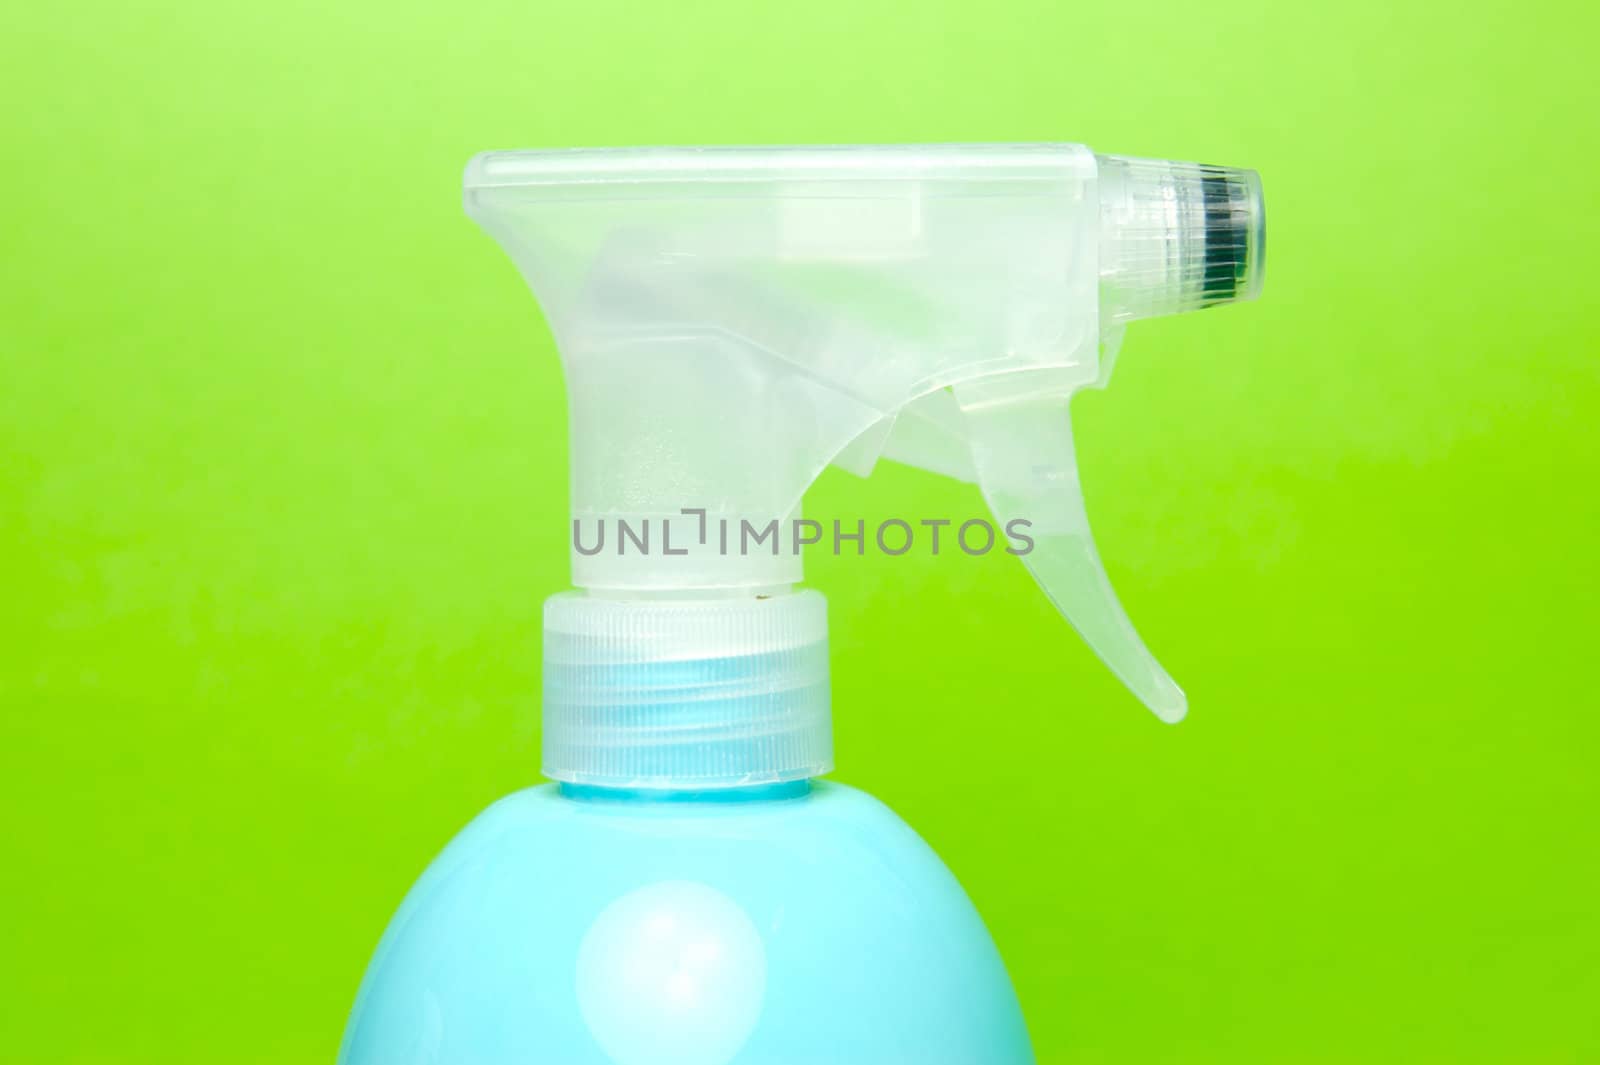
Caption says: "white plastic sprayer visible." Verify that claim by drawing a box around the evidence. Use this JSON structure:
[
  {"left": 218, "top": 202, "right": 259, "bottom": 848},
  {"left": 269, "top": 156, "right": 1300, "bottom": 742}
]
[{"left": 465, "top": 144, "right": 1265, "bottom": 787}]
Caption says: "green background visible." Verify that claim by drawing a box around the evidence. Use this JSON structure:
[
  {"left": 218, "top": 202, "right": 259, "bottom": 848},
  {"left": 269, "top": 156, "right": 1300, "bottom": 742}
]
[{"left": 3, "top": 1, "right": 1596, "bottom": 1061}]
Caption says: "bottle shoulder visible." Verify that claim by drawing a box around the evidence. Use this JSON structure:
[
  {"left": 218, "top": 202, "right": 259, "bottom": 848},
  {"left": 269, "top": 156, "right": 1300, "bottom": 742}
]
[
  {"left": 423, "top": 779, "right": 953, "bottom": 898},
  {"left": 471, "top": 779, "right": 914, "bottom": 840}
]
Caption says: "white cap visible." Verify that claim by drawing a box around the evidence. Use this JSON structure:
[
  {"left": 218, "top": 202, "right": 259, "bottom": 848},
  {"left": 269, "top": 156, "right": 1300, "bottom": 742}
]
[{"left": 541, "top": 591, "right": 832, "bottom": 789}]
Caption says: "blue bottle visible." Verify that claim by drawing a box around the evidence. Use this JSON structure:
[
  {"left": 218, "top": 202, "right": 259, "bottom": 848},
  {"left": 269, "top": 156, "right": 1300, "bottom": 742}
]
[
  {"left": 341, "top": 145, "right": 1265, "bottom": 1062},
  {"left": 340, "top": 781, "right": 1032, "bottom": 1064}
]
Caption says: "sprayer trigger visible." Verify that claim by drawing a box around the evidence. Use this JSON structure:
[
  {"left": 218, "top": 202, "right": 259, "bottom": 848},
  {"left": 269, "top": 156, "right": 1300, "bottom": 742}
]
[{"left": 956, "top": 383, "right": 1187, "bottom": 722}]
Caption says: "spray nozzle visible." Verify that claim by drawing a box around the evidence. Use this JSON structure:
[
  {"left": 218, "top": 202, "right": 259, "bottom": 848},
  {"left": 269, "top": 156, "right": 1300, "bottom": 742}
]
[
  {"left": 1098, "top": 154, "right": 1265, "bottom": 323},
  {"left": 465, "top": 144, "right": 1264, "bottom": 784}
]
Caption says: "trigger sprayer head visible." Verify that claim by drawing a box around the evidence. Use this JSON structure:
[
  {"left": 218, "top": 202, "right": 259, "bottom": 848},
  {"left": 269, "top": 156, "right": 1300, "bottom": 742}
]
[
  {"left": 1096, "top": 155, "right": 1265, "bottom": 322},
  {"left": 464, "top": 144, "right": 1267, "bottom": 786}
]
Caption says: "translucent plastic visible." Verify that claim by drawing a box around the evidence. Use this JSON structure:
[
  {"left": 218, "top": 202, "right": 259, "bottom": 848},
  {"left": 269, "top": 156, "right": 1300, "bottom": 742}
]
[
  {"left": 543, "top": 592, "right": 832, "bottom": 787},
  {"left": 464, "top": 144, "right": 1265, "bottom": 749}
]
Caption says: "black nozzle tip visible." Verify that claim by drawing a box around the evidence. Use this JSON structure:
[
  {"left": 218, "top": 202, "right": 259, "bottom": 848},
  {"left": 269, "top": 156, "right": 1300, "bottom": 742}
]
[{"left": 1200, "top": 168, "right": 1255, "bottom": 305}]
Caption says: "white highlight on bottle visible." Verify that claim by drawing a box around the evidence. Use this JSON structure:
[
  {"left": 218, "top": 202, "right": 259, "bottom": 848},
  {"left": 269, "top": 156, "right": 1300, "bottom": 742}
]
[{"left": 577, "top": 881, "right": 768, "bottom": 1065}]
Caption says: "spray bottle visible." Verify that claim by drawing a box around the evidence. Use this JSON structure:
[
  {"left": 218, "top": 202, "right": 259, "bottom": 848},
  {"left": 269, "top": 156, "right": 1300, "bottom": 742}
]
[{"left": 340, "top": 144, "right": 1265, "bottom": 1065}]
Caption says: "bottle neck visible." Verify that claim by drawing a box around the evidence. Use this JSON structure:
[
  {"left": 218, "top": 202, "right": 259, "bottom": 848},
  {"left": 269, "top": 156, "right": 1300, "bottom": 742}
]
[{"left": 558, "top": 780, "right": 811, "bottom": 804}]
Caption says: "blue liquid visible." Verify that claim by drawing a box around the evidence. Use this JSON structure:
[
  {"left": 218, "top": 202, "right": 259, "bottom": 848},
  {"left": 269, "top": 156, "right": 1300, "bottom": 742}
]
[{"left": 340, "top": 781, "right": 1034, "bottom": 1064}]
